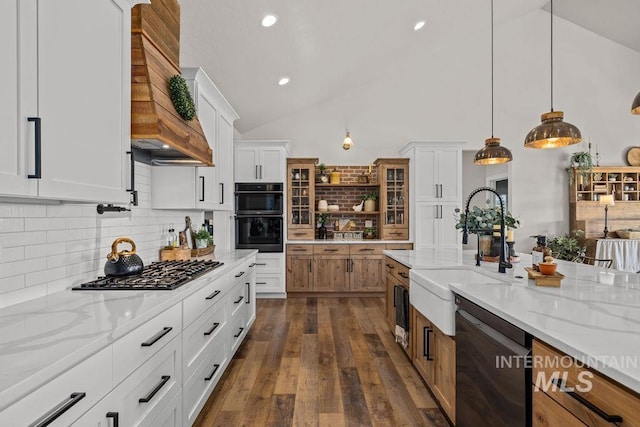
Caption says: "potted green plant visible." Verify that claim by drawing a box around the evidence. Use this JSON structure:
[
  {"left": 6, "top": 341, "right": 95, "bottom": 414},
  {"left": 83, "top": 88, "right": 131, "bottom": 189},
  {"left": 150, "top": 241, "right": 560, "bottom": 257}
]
[
  {"left": 193, "top": 228, "right": 213, "bottom": 249},
  {"left": 566, "top": 151, "right": 593, "bottom": 186},
  {"left": 364, "top": 226, "right": 376, "bottom": 239},
  {"left": 547, "top": 231, "right": 586, "bottom": 261},
  {"left": 317, "top": 213, "right": 330, "bottom": 239},
  {"left": 454, "top": 201, "right": 520, "bottom": 255},
  {"left": 317, "top": 163, "right": 329, "bottom": 183},
  {"left": 362, "top": 191, "right": 377, "bottom": 212}
]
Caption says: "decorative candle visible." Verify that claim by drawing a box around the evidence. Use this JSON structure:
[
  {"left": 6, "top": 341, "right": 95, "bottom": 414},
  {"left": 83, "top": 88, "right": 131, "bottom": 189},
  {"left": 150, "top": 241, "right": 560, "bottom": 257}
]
[
  {"left": 506, "top": 229, "right": 515, "bottom": 242},
  {"left": 368, "top": 164, "right": 372, "bottom": 174},
  {"left": 492, "top": 224, "right": 501, "bottom": 237}
]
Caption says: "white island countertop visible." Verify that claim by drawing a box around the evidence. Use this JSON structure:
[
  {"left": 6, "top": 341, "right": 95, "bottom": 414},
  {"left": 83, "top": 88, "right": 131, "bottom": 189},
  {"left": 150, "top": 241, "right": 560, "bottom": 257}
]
[
  {"left": 0, "top": 249, "right": 257, "bottom": 411},
  {"left": 384, "top": 249, "right": 640, "bottom": 394}
]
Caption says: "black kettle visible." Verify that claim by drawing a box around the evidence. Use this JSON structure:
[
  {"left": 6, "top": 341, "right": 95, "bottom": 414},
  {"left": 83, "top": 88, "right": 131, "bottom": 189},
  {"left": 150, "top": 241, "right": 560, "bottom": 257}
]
[{"left": 104, "top": 237, "right": 144, "bottom": 277}]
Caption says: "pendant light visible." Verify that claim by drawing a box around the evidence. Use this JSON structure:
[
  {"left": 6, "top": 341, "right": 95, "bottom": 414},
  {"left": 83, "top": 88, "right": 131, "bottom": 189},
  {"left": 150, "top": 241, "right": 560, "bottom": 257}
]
[
  {"left": 342, "top": 131, "right": 353, "bottom": 150},
  {"left": 524, "top": 0, "right": 581, "bottom": 149},
  {"left": 632, "top": 91, "right": 640, "bottom": 115},
  {"left": 474, "top": 0, "right": 512, "bottom": 165}
]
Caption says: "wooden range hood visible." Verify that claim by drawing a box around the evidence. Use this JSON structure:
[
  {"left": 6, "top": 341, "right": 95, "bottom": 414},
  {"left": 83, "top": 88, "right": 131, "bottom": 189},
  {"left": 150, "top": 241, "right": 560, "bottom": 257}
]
[{"left": 131, "top": 0, "right": 213, "bottom": 166}]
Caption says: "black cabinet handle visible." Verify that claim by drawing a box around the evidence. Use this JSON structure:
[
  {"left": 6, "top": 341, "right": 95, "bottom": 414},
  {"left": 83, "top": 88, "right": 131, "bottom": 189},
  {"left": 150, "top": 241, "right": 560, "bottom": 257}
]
[
  {"left": 260, "top": 165, "right": 263, "bottom": 179},
  {"left": 139, "top": 375, "right": 170, "bottom": 403},
  {"left": 386, "top": 263, "right": 395, "bottom": 269},
  {"left": 360, "top": 248, "right": 375, "bottom": 252},
  {"left": 29, "top": 392, "right": 85, "bottom": 427},
  {"left": 345, "top": 258, "right": 350, "bottom": 272},
  {"left": 234, "top": 295, "right": 244, "bottom": 304},
  {"left": 254, "top": 263, "right": 267, "bottom": 266},
  {"left": 126, "top": 151, "right": 138, "bottom": 206},
  {"left": 219, "top": 182, "right": 224, "bottom": 204},
  {"left": 106, "top": 412, "right": 119, "bottom": 427},
  {"left": 552, "top": 378, "right": 623, "bottom": 423},
  {"left": 324, "top": 248, "right": 338, "bottom": 252},
  {"left": 290, "top": 248, "right": 308, "bottom": 252},
  {"left": 235, "top": 271, "right": 245, "bottom": 278},
  {"left": 199, "top": 176, "right": 205, "bottom": 201},
  {"left": 204, "top": 322, "right": 220, "bottom": 336},
  {"left": 205, "top": 290, "right": 221, "bottom": 300},
  {"left": 141, "top": 326, "right": 172, "bottom": 347},
  {"left": 424, "top": 327, "right": 434, "bottom": 360},
  {"left": 350, "top": 259, "right": 354, "bottom": 272},
  {"left": 233, "top": 327, "right": 244, "bottom": 338},
  {"left": 256, "top": 282, "right": 267, "bottom": 285},
  {"left": 398, "top": 272, "right": 409, "bottom": 279},
  {"left": 205, "top": 364, "right": 220, "bottom": 381},
  {"left": 249, "top": 263, "right": 256, "bottom": 267},
  {"left": 27, "top": 117, "right": 41, "bottom": 179},
  {"left": 255, "top": 165, "right": 259, "bottom": 179},
  {"left": 393, "top": 285, "right": 397, "bottom": 308},
  {"left": 308, "top": 259, "right": 312, "bottom": 272},
  {"left": 246, "top": 282, "right": 251, "bottom": 304}
]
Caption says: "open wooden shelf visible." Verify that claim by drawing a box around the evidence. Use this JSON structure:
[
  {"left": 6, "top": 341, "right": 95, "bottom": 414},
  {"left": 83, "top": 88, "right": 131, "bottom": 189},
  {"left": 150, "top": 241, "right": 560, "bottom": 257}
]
[
  {"left": 317, "top": 211, "right": 380, "bottom": 215},
  {"left": 315, "top": 183, "right": 378, "bottom": 187}
]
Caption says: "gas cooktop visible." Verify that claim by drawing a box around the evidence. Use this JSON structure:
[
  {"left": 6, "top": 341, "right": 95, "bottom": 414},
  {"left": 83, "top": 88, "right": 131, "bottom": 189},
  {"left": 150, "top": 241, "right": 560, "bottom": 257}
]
[{"left": 73, "top": 260, "right": 223, "bottom": 291}]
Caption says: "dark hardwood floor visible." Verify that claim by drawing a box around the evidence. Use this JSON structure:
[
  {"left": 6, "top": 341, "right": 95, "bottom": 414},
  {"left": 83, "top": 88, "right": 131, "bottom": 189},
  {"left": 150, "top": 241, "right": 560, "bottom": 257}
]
[{"left": 194, "top": 297, "right": 450, "bottom": 427}]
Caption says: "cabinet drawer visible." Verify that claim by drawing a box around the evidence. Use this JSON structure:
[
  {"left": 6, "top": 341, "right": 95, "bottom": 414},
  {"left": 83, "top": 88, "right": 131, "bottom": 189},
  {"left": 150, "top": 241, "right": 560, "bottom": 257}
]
[
  {"left": 117, "top": 335, "right": 182, "bottom": 427},
  {"left": 255, "top": 274, "right": 285, "bottom": 293},
  {"left": 228, "top": 281, "right": 248, "bottom": 319},
  {"left": 229, "top": 313, "right": 248, "bottom": 355},
  {"left": 532, "top": 385, "right": 584, "bottom": 427},
  {"left": 288, "top": 229, "right": 315, "bottom": 240},
  {"left": 313, "top": 244, "right": 350, "bottom": 255},
  {"left": 183, "top": 301, "right": 227, "bottom": 383},
  {"left": 150, "top": 388, "right": 182, "bottom": 427},
  {"left": 385, "top": 243, "right": 413, "bottom": 250},
  {"left": 113, "top": 303, "right": 182, "bottom": 385},
  {"left": 384, "top": 257, "right": 399, "bottom": 274},
  {"left": 1, "top": 345, "right": 112, "bottom": 426},
  {"left": 533, "top": 340, "right": 640, "bottom": 427},
  {"left": 350, "top": 244, "right": 385, "bottom": 255},
  {"left": 183, "top": 275, "right": 227, "bottom": 329},
  {"left": 396, "top": 262, "right": 411, "bottom": 285},
  {"left": 287, "top": 244, "right": 313, "bottom": 254},
  {"left": 254, "top": 253, "right": 283, "bottom": 273},
  {"left": 382, "top": 228, "right": 409, "bottom": 240},
  {"left": 183, "top": 339, "right": 228, "bottom": 426},
  {"left": 229, "top": 259, "right": 252, "bottom": 286}
]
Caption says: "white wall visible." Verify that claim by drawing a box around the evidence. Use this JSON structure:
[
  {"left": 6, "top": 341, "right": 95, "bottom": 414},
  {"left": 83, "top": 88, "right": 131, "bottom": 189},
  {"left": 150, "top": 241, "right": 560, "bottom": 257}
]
[
  {"left": 0, "top": 162, "right": 204, "bottom": 308},
  {"left": 241, "top": 10, "right": 640, "bottom": 252}
]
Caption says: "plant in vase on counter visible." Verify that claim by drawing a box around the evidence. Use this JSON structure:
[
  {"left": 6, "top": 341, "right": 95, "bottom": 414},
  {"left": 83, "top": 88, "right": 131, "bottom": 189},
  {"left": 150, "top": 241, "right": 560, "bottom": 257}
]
[
  {"left": 454, "top": 201, "right": 519, "bottom": 257},
  {"left": 193, "top": 227, "right": 213, "bottom": 249},
  {"left": 547, "top": 230, "right": 586, "bottom": 261}
]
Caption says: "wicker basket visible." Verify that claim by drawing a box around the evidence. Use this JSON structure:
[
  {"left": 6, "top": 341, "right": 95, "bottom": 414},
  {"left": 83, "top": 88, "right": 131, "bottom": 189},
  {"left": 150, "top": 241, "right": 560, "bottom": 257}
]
[{"left": 616, "top": 230, "right": 640, "bottom": 239}]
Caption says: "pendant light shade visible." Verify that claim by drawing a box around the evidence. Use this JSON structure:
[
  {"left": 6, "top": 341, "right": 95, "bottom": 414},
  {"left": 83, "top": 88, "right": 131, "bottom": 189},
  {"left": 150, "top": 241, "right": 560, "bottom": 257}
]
[
  {"left": 342, "top": 131, "right": 353, "bottom": 150},
  {"left": 473, "top": 0, "right": 512, "bottom": 165},
  {"left": 475, "top": 138, "right": 513, "bottom": 164},
  {"left": 524, "top": 0, "right": 581, "bottom": 149},
  {"left": 632, "top": 91, "right": 640, "bottom": 115},
  {"left": 524, "top": 111, "right": 582, "bottom": 148}
]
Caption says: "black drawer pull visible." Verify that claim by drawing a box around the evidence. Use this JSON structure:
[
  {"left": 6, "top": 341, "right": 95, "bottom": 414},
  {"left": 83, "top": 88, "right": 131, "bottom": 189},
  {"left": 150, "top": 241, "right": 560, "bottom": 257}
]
[
  {"left": 324, "top": 248, "right": 338, "bottom": 252},
  {"left": 235, "top": 271, "right": 245, "bottom": 278},
  {"left": 106, "top": 412, "right": 119, "bottom": 427},
  {"left": 234, "top": 295, "right": 244, "bottom": 304},
  {"left": 294, "top": 232, "right": 306, "bottom": 236},
  {"left": 359, "top": 248, "right": 375, "bottom": 252},
  {"left": 552, "top": 378, "right": 623, "bottom": 423},
  {"left": 256, "top": 282, "right": 267, "bottom": 285},
  {"left": 205, "top": 364, "right": 220, "bottom": 381},
  {"left": 290, "top": 248, "right": 308, "bottom": 252},
  {"left": 139, "top": 375, "right": 171, "bottom": 403},
  {"left": 29, "top": 392, "right": 86, "bottom": 427},
  {"left": 205, "top": 290, "right": 221, "bottom": 300},
  {"left": 249, "top": 263, "right": 256, "bottom": 267},
  {"left": 424, "top": 327, "right": 434, "bottom": 360},
  {"left": 386, "top": 263, "right": 395, "bottom": 269},
  {"left": 27, "top": 117, "right": 41, "bottom": 179},
  {"left": 233, "top": 327, "right": 245, "bottom": 338},
  {"left": 141, "top": 326, "right": 172, "bottom": 347},
  {"left": 398, "top": 272, "right": 409, "bottom": 279},
  {"left": 204, "top": 322, "right": 220, "bottom": 336},
  {"left": 255, "top": 262, "right": 267, "bottom": 266}
]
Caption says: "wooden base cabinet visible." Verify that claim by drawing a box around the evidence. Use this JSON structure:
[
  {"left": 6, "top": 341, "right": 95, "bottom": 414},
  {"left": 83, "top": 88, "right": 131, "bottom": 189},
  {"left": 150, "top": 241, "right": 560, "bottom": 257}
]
[
  {"left": 314, "top": 255, "right": 350, "bottom": 292},
  {"left": 532, "top": 339, "right": 640, "bottom": 427},
  {"left": 413, "top": 309, "right": 456, "bottom": 424}
]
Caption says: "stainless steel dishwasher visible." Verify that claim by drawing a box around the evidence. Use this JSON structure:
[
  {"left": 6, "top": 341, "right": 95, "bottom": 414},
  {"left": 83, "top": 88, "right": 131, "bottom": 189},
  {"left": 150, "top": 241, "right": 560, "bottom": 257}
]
[{"left": 455, "top": 294, "right": 532, "bottom": 427}]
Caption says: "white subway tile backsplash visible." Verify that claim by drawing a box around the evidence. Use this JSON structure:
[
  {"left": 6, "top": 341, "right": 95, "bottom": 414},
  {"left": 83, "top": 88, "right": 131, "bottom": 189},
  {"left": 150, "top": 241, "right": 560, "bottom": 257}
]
[
  {"left": 0, "top": 218, "right": 25, "bottom": 233},
  {"left": 0, "top": 162, "right": 205, "bottom": 306}
]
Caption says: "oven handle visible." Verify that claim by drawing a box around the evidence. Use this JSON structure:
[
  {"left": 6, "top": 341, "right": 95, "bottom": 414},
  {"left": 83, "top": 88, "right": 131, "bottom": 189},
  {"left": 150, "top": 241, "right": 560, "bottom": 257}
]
[{"left": 235, "top": 214, "right": 284, "bottom": 218}]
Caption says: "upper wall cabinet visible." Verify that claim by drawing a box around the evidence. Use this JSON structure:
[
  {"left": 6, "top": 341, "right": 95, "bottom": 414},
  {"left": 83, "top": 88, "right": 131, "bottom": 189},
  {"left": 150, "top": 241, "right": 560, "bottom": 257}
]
[
  {"left": 152, "top": 67, "right": 239, "bottom": 211},
  {"left": 0, "top": 0, "right": 138, "bottom": 203},
  {"left": 234, "top": 141, "right": 290, "bottom": 183},
  {"left": 412, "top": 146, "right": 461, "bottom": 202}
]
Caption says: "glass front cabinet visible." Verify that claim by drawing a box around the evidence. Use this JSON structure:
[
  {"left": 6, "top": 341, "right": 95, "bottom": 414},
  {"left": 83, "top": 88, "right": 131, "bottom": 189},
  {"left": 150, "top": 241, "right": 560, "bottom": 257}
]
[
  {"left": 376, "top": 158, "right": 409, "bottom": 240},
  {"left": 287, "top": 158, "right": 317, "bottom": 240}
]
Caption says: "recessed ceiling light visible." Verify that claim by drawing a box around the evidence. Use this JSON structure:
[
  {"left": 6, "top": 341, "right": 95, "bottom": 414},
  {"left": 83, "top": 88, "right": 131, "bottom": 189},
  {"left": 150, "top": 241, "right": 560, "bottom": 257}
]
[
  {"left": 162, "top": 144, "right": 170, "bottom": 149},
  {"left": 261, "top": 14, "right": 278, "bottom": 27},
  {"left": 414, "top": 21, "right": 425, "bottom": 31},
  {"left": 278, "top": 77, "right": 290, "bottom": 86}
]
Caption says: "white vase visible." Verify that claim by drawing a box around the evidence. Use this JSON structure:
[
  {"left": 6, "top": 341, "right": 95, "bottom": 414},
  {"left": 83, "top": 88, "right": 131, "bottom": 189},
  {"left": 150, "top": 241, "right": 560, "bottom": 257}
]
[{"left": 195, "top": 239, "right": 208, "bottom": 249}]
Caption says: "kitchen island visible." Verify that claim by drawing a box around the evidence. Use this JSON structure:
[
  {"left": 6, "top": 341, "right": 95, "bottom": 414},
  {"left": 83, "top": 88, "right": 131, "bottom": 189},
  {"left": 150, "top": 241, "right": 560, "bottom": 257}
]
[
  {"left": 0, "top": 249, "right": 257, "bottom": 426},
  {"left": 385, "top": 249, "right": 640, "bottom": 425}
]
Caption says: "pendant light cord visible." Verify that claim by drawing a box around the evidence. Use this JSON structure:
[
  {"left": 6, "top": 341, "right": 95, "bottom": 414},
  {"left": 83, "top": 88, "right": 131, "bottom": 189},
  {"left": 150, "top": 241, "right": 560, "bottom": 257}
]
[
  {"left": 491, "top": 0, "right": 494, "bottom": 138},
  {"left": 550, "top": 0, "right": 554, "bottom": 112}
]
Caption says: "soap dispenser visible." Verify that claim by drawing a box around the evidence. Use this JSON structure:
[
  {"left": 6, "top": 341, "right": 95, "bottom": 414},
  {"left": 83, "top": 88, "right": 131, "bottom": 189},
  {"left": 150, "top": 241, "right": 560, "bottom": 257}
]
[{"left": 531, "top": 235, "right": 552, "bottom": 272}]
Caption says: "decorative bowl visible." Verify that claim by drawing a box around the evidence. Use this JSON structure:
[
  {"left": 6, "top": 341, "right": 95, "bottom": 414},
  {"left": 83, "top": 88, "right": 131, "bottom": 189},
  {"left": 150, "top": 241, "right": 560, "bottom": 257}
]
[
  {"left": 328, "top": 204, "right": 340, "bottom": 212},
  {"left": 539, "top": 262, "right": 557, "bottom": 275}
]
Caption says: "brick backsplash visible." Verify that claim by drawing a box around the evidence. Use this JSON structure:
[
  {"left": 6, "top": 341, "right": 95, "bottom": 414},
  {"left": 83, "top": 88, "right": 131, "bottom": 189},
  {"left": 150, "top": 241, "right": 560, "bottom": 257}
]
[{"left": 0, "top": 162, "right": 204, "bottom": 308}]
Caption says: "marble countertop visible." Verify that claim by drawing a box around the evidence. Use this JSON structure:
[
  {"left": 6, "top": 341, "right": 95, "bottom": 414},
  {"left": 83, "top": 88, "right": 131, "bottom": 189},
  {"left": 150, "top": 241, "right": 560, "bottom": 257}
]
[
  {"left": 0, "top": 249, "right": 257, "bottom": 410},
  {"left": 384, "top": 249, "right": 640, "bottom": 394},
  {"left": 288, "top": 240, "right": 412, "bottom": 245}
]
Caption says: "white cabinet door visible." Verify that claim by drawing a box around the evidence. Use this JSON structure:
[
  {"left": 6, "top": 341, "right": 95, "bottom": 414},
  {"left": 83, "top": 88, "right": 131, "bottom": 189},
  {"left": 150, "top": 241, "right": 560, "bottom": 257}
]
[
  {"left": 414, "top": 148, "right": 460, "bottom": 202},
  {"left": 213, "top": 210, "right": 235, "bottom": 251},
  {"left": 260, "top": 148, "right": 285, "bottom": 182},
  {"left": 234, "top": 147, "right": 260, "bottom": 182},
  {"left": 196, "top": 166, "right": 217, "bottom": 210},
  {"left": 36, "top": 0, "right": 129, "bottom": 203},
  {"left": 415, "top": 202, "right": 460, "bottom": 250},
  {"left": 194, "top": 84, "right": 219, "bottom": 209},
  {"left": 0, "top": 0, "right": 38, "bottom": 197},
  {"left": 439, "top": 203, "right": 461, "bottom": 249},
  {"left": 217, "top": 112, "right": 235, "bottom": 209},
  {"left": 437, "top": 149, "right": 461, "bottom": 202},
  {"left": 415, "top": 149, "right": 437, "bottom": 201}
]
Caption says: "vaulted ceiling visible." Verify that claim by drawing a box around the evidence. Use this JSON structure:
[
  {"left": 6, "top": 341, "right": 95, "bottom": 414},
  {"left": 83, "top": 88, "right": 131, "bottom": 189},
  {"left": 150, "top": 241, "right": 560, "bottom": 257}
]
[{"left": 179, "top": 0, "right": 640, "bottom": 134}]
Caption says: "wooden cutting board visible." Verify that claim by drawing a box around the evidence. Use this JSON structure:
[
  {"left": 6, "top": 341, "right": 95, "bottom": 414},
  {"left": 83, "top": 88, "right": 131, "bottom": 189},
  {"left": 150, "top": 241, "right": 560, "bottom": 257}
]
[{"left": 626, "top": 147, "right": 640, "bottom": 166}]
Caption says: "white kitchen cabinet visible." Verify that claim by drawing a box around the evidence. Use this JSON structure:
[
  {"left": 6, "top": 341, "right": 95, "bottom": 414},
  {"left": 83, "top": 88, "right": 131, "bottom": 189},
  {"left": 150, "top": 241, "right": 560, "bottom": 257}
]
[
  {"left": 0, "top": 0, "right": 135, "bottom": 203},
  {"left": 401, "top": 142, "right": 462, "bottom": 250},
  {"left": 254, "top": 253, "right": 286, "bottom": 298},
  {"left": 234, "top": 141, "right": 289, "bottom": 183},
  {"left": 153, "top": 67, "right": 238, "bottom": 211},
  {"left": 213, "top": 210, "right": 235, "bottom": 252},
  {"left": 415, "top": 202, "right": 460, "bottom": 250}
]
